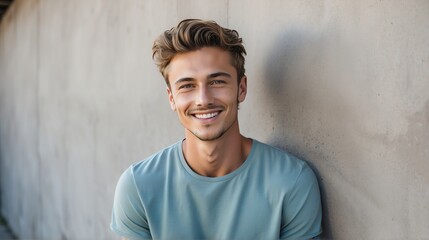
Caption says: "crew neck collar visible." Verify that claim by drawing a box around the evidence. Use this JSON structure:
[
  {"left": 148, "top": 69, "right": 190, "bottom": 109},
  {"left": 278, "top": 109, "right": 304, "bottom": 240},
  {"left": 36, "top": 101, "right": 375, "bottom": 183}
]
[{"left": 177, "top": 139, "right": 257, "bottom": 182}]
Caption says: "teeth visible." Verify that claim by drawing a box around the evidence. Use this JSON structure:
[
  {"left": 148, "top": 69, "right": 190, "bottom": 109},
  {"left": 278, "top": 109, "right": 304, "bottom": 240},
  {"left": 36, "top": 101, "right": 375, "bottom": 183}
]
[{"left": 195, "top": 112, "right": 219, "bottom": 119}]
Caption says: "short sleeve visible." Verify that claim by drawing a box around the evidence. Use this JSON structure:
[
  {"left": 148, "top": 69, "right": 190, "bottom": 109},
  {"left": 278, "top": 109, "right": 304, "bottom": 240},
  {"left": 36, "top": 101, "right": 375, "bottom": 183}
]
[
  {"left": 280, "top": 163, "right": 322, "bottom": 239},
  {"left": 111, "top": 167, "right": 152, "bottom": 240}
]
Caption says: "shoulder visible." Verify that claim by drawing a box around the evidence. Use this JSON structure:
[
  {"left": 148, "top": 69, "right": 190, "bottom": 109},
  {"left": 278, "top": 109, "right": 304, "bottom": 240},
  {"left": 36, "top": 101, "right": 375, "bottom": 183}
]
[
  {"left": 252, "top": 140, "right": 309, "bottom": 175},
  {"left": 132, "top": 141, "right": 181, "bottom": 173},
  {"left": 121, "top": 141, "right": 182, "bottom": 187},
  {"left": 250, "top": 140, "right": 318, "bottom": 192}
]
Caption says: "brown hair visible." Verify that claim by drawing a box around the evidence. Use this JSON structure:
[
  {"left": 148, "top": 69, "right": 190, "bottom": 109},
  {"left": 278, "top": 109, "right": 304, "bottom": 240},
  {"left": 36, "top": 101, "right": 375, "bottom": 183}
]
[{"left": 152, "top": 19, "right": 246, "bottom": 86}]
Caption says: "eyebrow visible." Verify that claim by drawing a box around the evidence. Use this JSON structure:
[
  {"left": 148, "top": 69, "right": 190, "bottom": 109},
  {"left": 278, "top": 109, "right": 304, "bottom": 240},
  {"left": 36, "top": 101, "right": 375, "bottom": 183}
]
[
  {"left": 208, "top": 72, "right": 232, "bottom": 79},
  {"left": 174, "top": 77, "right": 194, "bottom": 86},
  {"left": 174, "top": 72, "right": 232, "bottom": 86}
]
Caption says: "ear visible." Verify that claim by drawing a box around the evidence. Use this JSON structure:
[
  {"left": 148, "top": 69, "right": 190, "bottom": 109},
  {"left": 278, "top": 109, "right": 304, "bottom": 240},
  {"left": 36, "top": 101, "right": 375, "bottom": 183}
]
[
  {"left": 167, "top": 87, "right": 176, "bottom": 111},
  {"left": 237, "top": 75, "right": 247, "bottom": 103}
]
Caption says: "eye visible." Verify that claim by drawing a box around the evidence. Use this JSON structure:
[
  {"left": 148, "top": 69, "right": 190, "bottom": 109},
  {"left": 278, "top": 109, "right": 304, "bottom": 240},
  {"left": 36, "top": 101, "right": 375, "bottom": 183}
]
[
  {"left": 210, "top": 80, "right": 226, "bottom": 85},
  {"left": 178, "top": 84, "right": 194, "bottom": 90}
]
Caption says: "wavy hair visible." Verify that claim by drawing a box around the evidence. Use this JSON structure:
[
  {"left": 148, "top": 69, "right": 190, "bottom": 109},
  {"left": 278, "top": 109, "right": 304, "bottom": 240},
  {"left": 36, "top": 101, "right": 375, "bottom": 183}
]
[{"left": 152, "top": 19, "right": 246, "bottom": 86}]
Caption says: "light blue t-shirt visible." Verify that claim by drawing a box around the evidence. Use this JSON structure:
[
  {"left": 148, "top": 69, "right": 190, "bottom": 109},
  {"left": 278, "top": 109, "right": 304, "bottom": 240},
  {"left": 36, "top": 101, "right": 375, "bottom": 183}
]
[{"left": 111, "top": 139, "right": 322, "bottom": 240}]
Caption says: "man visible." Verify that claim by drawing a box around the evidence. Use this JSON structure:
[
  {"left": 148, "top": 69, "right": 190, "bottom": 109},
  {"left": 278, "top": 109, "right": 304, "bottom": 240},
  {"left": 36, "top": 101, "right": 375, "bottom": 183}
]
[{"left": 111, "top": 19, "right": 322, "bottom": 239}]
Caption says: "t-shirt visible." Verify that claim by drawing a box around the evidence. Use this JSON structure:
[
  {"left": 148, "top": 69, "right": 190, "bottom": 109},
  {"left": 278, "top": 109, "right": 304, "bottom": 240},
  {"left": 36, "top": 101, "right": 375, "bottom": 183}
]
[{"left": 111, "top": 139, "right": 322, "bottom": 240}]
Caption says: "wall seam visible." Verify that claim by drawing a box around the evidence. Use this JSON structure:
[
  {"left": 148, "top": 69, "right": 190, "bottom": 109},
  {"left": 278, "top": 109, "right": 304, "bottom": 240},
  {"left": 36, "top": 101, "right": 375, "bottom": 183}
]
[{"left": 35, "top": 0, "right": 42, "bottom": 238}]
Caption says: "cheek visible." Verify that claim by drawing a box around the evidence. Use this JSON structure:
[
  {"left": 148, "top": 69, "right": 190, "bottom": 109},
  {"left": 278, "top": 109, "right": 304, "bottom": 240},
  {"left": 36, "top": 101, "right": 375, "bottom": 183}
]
[
  {"left": 219, "top": 88, "right": 239, "bottom": 103},
  {"left": 173, "top": 94, "right": 193, "bottom": 111}
]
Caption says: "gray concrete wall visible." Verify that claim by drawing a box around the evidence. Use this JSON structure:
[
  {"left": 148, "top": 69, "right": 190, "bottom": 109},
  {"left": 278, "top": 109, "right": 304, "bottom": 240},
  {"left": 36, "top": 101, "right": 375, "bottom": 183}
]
[{"left": 0, "top": 0, "right": 428, "bottom": 239}]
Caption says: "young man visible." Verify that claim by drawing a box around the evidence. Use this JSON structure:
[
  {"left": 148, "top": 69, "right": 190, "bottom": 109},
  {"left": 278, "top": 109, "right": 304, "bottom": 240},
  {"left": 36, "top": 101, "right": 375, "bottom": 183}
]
[{"left": 111, "top": 19, "right": 322, "bottom": 239}]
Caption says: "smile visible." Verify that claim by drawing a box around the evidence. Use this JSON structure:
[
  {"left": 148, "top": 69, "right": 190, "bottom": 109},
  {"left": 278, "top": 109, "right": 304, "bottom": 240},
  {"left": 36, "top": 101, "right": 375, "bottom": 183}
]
[{"left": 194, "top": 112, "right": 220, "bottom": 119}]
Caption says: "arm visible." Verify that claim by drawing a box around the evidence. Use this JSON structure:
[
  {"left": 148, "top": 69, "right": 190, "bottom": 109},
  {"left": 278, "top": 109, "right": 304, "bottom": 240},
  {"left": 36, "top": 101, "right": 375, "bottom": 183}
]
[
  {"left": 280, "top": 163, "right": 322, "bottom": 239},
  {"left": 110, "top": 167, "right": 152, "bottom": 239}
]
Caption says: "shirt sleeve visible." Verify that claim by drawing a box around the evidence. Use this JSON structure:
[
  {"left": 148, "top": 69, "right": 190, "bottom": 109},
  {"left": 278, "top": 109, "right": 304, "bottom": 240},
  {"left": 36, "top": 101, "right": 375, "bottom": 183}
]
[
  {"left": 111, "top": 166, "right": 152, "bottom": 240},
  {"left": 280, "top": 163, "right": 322, "bottom": 239}
]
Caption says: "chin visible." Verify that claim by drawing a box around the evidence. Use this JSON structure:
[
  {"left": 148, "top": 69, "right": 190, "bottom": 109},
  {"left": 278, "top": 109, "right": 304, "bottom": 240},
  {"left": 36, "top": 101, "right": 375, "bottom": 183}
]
[{"left": 192, "top": 130, "right": 226, "bottom": 142}]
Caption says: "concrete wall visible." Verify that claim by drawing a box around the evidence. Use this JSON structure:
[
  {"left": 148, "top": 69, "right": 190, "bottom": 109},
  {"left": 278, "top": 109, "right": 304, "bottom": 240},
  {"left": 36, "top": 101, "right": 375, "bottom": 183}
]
[{"left": 0, "top": 0, "right": 428, "bottom": 239}]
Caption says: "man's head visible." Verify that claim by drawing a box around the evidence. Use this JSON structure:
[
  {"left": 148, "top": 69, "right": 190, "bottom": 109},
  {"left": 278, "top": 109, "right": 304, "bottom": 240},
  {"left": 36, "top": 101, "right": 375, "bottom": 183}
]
[{"left": 152, "top": 19, "right": 246, "bottom": 87}]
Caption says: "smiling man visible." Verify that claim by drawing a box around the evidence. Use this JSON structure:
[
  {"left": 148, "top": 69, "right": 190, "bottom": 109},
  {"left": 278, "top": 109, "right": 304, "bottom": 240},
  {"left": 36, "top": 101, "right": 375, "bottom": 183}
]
[{"left": 111, "top": 19, "right": 322, "bottom": 240}]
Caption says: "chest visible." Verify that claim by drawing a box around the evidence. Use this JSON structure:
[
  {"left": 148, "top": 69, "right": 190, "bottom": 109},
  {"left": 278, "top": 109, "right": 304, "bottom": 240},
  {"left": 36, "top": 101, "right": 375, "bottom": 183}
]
[{"left": 144, "top": 179, "right": 285, "bottom": 239}]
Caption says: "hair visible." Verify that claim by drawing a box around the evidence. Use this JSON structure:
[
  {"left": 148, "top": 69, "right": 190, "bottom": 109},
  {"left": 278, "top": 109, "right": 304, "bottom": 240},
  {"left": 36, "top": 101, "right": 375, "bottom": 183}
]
[{"left": 152, "top": 19, "right": 246, "bottom": 86}]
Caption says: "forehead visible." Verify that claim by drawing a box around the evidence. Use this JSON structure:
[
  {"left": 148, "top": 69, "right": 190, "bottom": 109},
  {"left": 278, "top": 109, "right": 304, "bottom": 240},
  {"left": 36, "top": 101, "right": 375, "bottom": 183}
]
[{"left": 167, "top": 47, "right": 236, "bottom": 81}]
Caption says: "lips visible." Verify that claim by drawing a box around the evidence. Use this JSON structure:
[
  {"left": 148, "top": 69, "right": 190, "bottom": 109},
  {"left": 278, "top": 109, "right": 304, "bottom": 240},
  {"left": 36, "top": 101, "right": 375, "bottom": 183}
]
[{"left": 194, "top": 111, "right": 220, "bottom": 119}]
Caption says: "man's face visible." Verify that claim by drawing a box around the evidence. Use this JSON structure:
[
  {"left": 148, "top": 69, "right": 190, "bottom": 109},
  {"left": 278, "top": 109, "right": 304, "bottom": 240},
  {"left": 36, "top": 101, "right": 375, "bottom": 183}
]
[{"left": 166, "top": 47, "right": 247, "bottom": 141}]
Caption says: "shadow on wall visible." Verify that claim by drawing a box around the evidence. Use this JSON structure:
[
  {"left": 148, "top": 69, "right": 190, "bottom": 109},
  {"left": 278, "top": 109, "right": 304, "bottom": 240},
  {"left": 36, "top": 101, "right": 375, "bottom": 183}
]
[{"left": 261, "top": 28, "right": 345, "bottom": 239}]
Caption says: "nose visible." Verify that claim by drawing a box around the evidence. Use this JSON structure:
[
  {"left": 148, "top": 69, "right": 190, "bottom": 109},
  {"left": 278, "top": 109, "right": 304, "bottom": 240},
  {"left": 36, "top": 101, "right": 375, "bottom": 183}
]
[{"left": 196, "top": 86, "right": 214, "bottom": 107}]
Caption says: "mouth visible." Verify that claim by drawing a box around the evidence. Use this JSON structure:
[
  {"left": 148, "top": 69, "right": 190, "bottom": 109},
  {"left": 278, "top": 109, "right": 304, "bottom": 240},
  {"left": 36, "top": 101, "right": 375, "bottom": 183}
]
[{"left": 193, "top": 111, "right": 221, "bottom": 119}]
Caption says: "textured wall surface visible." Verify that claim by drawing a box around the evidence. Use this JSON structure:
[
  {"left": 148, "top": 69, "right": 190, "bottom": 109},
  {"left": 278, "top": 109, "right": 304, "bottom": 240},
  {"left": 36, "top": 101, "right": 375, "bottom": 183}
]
[{"left": 0, "top": 0, "right": 428, "bottom": 239}]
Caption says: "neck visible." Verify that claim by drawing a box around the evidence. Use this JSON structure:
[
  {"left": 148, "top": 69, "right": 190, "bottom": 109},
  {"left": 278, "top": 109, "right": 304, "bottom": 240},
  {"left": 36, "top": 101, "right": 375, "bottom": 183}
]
[{"left": 182, "top": 122, "right": 252, "bottom": 177}]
